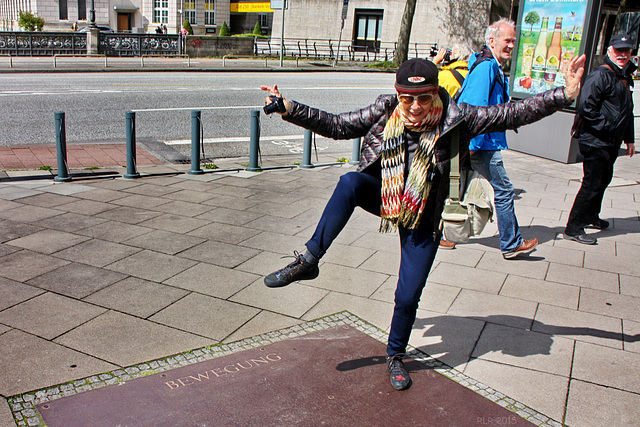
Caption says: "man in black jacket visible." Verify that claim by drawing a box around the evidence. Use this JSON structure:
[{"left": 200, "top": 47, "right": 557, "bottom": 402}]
[{"left": 565, "top": 34, "right": 636, "bottom": 245}]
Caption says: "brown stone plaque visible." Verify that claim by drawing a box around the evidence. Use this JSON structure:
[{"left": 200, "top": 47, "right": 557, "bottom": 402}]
[{"left": 37, "top": 326, "right": 533, "bottom": 426}]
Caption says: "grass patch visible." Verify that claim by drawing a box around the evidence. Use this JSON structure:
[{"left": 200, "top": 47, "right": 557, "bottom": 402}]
[
  {"left": 365, "top": 61, "right": 397, "bottom": 71},
  {"left": 38, "top": 165, "right": 52, "bottom": 171},
  {"left": 203, "top": 163, "right": 218, "bottom": 170},
  {"left": 337, "top": 157, "right": 349, "bottom": 163}
]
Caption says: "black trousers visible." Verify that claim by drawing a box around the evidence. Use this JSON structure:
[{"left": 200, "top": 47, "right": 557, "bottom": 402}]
[{"left": 566, "top": 143, "right": 619, "bottom": 233}]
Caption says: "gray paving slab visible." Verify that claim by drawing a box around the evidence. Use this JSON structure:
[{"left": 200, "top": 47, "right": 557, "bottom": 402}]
[
  {"left": 464, "top": 359, "right": 569, "bottom": 422},
  {"left": 83, "top": 277, "right": 189, "bottom": 318},
  {"left": 178, "top": 240, "right": 261, "bottom": 268},
  {"left": 106, "top": 249, "right": 197, "bottom": 282},
  {"left": 0, "top": 243, "right": 19, "bottom": 258},
  {"left": 123, "top": 229, "right": 206, "bottom": 254},
  {"left": 0, "top": 219, "right": 42, "bottom": 242},
  {"left": 33, "top": 211, "right": 109, "bottom": 233},
  {"left": 5, "top": 229, "right": 90, "bottom": 254},
  {"left": 26, "top": 262, "right": 127, "bottom": 299},
  {"left": 0, "top": 396, "right": 14, "bottom": 427},
  {"left": 0, "top": 329, "right": 117, "bottom": 396},
  {"left": 95, "top": 204, "right": 163, "bottom": 224},
  {"left": 0, "top": 292, "right": 106, "bottom": 340},
  {"left": 54, "top": 311, "right": 213, "bottom": 367},
  {"left": 0, "top": 250, "right": 70, "bottom": 282},
  {"left": 0, "top": 204, "right": 61, "bottom": 222},
  {"left": 565, "top": 379, "right": 640, "bottom": 426},
  {"left": 411, "top": 311, "right": 486, "bottom": 369},
  {"left": 231, "top": 280, "right": 329, "bottom": 319},
  {"left": 194, "top": 206, "right": 262, "bottom": 226},
  {"left": 16, "top": 192, "right": 76, "bottom": 208},
  {"left": 163, "top": 262, "right": 259, "bottom": 299},
  {"left": 572, "top": 340, "right": 640, "bottom": 393},
  {"left": 149, "top": 293, "right": 260, "bottom": 340},
  {"left": 532, "top": 304, "right": 624, "bottom": 349},
  {"left": 0, "top": 277, "right": 44, "bottom": 311},
  {"left": 77, "top": 220, "right": 152, "bottom": 243},
  {"left": 447, "top": 290, "right": 538, "bottom": 330},
  {"left": 54, "top": 238, "right": 141, "bottom": 267},
  {"left": 499, "top": 275, "right": 580, "bottom": 309},
  {"left": 472, "top": 323, "right": 574, "bottom": 377},
  {"left": 187, "top": 222, "right": 261, "bottom": 244},
  {"left": 429, "top": 262, "right": 506, "bottom": 294}
]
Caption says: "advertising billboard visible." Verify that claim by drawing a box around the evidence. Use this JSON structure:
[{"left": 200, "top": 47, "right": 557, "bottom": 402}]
[{"left": 511, "top": 0, "right": 597, "bottom": 99}]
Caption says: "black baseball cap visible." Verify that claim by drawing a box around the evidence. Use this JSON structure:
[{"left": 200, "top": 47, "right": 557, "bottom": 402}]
[
  {"left": 395, "top": 58, "right": 438, "bottom": 93},
  {"left": 610, "top": 34, "right": 634, "bottom": 50}
]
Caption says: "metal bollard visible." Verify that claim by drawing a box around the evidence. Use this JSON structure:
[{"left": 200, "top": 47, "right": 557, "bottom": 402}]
[
  {"left": 188, "top": 110, "right": 204, "bottom": 175},
  {"left": 301, "top": 129, "right": 314, "bottom": 168},
  {"left": 54, "top": 112, "right": 71, "bottom": 182},
  {"left": 247, "top": 110, "right": 261, "bottom": 171},
  {"left": 349, "top": 137, "right": 361, "bottom": 165},
  {"left": 123, "top": 112, "right": 140, "bottom": 178}
]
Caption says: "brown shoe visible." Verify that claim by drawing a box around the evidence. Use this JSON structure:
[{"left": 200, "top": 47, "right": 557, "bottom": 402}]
[
  {"left": 503, "top": 238, "right": 538, "bottom": 259},
  {"left": 439, "top": 239, "right": 456, "bottom": 250}
]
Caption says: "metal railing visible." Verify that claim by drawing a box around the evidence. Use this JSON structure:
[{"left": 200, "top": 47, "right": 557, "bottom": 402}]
[
  {"left": 255, "top": 38, "right": 436, "bottom": 62},
  {"left": 99, "top": 33, "right": 181, "bottom": 57},
  {"left": 0, "top": 31, "right": 87, "bottom": 56}
]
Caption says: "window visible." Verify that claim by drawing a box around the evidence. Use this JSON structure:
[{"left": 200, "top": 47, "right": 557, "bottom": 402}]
[
  {"left": 258, "top": 13, "right": 268, "bottom": 29},
  {"left": 354, "top": 10, "right": 383, "bottom": 51},
  {"left": 204, "top": 0, "right": 214, "bottom": 25},
  {"left": 59, "top": 0, "right": 68, "bottom": 20},
  {"left": 78, "top": 0, "right": 86, "bottom": 20},
  {"left": 185, "top": 0, "right": 196, "bottom": 25},
  {"left": 153, "top": 0, "right": 168, "bottom": 23}
]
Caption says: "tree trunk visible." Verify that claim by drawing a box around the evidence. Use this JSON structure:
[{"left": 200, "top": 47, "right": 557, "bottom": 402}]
[{"left": 394, "top": 0, "right": 417, "bottom": 65}]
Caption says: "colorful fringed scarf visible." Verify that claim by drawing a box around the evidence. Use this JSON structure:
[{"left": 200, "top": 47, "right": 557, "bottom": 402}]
[{"left": 379, "top": 95, "right": 443, "bottom": 232}]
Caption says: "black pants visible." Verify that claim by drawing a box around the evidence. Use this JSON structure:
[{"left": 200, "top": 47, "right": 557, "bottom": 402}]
[{"left": 566, "top": 143, "right": 619, "bottom": 233}]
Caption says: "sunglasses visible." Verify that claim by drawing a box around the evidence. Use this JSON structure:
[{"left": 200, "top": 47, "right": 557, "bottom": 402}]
[{"left": 398, "top": 92, "right": 437, "bottom": 106}]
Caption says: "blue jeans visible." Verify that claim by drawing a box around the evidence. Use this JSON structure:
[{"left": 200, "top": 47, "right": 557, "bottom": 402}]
[
  {"left": 306, "top": 172, "right": 439, "bottom": 356},
  {"left": 470, "top": 150, "right": 523, "bottom": 253}
]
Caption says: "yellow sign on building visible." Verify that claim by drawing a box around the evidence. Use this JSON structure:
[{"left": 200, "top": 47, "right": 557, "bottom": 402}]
[{"left": 230, "top": 2, "right": 273, "bottom": 12}]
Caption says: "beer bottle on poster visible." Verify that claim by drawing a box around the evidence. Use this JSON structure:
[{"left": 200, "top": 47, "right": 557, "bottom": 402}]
[
  {"left": 531, "top": 17, "right": 549, "bottom": 81},
  {"left": 544, "top": 17, "right": 563, "bottom": 84}
]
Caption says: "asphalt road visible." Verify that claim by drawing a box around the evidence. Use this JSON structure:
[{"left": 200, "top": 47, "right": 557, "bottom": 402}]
[{"left": 1, "top": 72, "right": 396, "bottom": 160}]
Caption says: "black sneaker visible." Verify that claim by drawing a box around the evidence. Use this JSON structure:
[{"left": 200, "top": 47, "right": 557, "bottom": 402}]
[
  {"left": 387, "top": 354, "right": 412, "bottom": 391},
  {"left": 587, "top": 218, "right": 609, "bottom": 230},
  {"left": 564, "top": 230, "right": 597, "bottom": 245},
  {"left": 264, "top": 251, "right": 319, "bottom": 288}
]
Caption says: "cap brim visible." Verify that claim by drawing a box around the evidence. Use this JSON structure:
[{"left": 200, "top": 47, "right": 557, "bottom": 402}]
[
  {"left": 612, "top": 42, "right": 635, "bottom": 49},
  {"left": 394, "top": 83, "right": 438, "bottom": 94}
]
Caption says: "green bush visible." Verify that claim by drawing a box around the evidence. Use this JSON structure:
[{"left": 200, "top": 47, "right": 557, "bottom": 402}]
[
  {"left": 18, "top": 10, "right": 45, "bottom": 31},
  {"left": 219, "top": 21, "right": 230, "bottom": 36},
  {"left": 252, "top": 21, "right": 262, "bottom": 36},
  {"left": 183, "top": 19, "right": 193, "bottom": 35}
]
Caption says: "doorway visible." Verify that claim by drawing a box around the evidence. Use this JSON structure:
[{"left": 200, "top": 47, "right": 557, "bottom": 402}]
[{"left": 117, "top": 13, "right": 132, "bottom": 32}]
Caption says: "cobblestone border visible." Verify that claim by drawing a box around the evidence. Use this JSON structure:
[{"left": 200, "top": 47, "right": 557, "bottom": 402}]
[{"left": 7, "top": 311, "right": 561, "bottom": 427}]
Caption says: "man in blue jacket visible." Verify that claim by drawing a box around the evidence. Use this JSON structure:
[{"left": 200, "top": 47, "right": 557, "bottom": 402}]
[
  {"left": 564, "top": 34, "right": 636, "bottom": 244},
  {"left": 457, "top": 18, "right": 539, "bottom": 259}
]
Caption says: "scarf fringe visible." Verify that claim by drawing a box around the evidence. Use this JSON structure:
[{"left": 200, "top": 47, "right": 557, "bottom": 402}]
[{"left": 379, "top": 100, "right": 442, "bottom": 233}]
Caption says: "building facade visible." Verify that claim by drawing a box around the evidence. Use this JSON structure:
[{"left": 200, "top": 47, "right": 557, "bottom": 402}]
[
  {"left": 1, "top": 0, "right": 636, "bottom": 56},
  {"left": 0, "top": 0, "right": 491, "bottom": 49}
]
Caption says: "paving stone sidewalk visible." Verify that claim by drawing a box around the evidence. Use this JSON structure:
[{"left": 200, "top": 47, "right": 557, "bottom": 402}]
[{"left": 1, "top": 148, "right": 640, "bottom": 426}]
